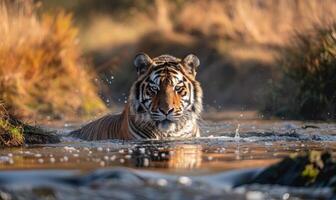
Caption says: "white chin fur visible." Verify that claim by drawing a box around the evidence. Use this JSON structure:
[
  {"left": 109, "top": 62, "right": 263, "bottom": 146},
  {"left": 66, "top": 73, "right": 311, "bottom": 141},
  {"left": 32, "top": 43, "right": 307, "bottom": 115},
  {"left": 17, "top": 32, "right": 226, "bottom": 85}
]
[{"left": 158, "top": 121, "right": 176, "bottom": 132}]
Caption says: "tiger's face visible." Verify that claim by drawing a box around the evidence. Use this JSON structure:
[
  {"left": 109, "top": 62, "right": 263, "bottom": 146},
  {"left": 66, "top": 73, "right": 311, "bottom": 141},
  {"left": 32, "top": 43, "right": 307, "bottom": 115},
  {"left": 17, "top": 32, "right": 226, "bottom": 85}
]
[{"left": 129, "top": 53, "right": 203, "bottom": 132}]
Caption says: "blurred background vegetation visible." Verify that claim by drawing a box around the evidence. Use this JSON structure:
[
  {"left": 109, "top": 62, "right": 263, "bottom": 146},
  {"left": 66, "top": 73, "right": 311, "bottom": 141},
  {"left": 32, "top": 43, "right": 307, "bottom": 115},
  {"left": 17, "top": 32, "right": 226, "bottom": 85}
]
[{"left": 0, "top": 0, "right": 335, "bottom": 122}]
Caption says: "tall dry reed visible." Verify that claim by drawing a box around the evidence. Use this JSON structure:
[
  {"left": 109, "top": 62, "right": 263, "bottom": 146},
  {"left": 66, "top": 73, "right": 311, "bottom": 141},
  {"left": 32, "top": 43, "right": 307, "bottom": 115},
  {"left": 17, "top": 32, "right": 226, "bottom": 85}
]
[{"left": 0, "top": 0, "right": 105, "bottom": 119}]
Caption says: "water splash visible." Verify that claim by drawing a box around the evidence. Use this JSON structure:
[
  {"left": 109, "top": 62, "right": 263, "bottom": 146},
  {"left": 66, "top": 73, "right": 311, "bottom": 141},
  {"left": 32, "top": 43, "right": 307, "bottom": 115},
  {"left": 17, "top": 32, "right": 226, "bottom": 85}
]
[{"left": 234, "top": 124, "right": 240, "bottom": 140}]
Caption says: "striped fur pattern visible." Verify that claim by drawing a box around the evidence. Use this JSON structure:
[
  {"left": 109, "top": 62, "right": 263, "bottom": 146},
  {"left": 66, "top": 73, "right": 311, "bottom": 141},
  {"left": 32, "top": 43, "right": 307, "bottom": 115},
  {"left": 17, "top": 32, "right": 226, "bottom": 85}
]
[{"left": 70, "top": 53, "right": 203, "bottom": 140}]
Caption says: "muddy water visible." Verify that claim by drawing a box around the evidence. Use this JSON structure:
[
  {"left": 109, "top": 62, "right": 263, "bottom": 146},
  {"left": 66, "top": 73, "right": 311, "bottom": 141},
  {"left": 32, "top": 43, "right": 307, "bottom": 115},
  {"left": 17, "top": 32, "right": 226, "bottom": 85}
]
[{"left": 0, "top": 119, "right": 336, "bottom": 199}]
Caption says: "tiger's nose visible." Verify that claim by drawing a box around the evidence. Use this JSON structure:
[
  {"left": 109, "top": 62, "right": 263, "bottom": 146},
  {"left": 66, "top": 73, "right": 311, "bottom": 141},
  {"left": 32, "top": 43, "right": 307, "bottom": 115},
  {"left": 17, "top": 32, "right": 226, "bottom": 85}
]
[{"left": 158, "top": 107, "right": 174, "bottom": 115}]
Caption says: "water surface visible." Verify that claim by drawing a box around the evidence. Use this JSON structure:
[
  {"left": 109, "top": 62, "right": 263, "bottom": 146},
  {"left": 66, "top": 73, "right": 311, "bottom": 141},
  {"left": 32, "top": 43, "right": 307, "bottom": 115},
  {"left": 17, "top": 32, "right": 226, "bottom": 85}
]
[{"left": 0, "top": 119, "right": 335, "bottom": 199}]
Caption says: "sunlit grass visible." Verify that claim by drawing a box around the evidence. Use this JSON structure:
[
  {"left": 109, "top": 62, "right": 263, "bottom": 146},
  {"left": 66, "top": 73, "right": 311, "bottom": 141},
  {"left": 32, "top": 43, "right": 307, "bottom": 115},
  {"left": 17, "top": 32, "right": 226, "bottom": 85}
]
[{"left": 0, "top": 1, "right": 105, "bottom": 120}]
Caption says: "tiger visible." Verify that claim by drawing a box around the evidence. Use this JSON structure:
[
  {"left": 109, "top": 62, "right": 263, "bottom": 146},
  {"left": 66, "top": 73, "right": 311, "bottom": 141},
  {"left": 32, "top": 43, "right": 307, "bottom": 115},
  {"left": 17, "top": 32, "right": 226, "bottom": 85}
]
[{"left": 69, "top": 53, "right": 203, "bottom": 140}]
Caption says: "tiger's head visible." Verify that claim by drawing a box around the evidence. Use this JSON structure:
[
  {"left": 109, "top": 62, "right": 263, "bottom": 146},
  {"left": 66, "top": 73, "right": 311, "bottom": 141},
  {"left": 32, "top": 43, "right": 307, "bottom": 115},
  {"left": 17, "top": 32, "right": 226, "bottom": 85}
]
[{"left": 129, "top": 53, "right": 203, "bottom": 135}]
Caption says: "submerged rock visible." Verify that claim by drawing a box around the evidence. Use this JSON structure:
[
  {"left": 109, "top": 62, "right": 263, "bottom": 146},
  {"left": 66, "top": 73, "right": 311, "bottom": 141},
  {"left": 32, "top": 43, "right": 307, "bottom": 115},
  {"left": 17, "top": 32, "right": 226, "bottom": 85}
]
[{"left": 247, "top": 151, "right": 336, "bottom": 190}]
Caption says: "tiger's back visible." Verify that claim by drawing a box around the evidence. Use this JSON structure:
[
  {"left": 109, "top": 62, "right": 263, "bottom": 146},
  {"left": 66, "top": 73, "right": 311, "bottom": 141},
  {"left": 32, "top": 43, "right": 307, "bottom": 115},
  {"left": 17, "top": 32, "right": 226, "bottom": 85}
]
[{"left": 70, "top": 110, "right": 132, "bottom": 140}]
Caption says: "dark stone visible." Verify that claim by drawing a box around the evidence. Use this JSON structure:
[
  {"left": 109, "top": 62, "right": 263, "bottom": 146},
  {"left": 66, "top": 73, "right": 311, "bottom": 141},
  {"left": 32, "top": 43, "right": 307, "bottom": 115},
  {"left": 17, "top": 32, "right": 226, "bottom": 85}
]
[
  {"left": 246, "top": 151, "right": 336, "bottom": 189},
  {"left": 8, "top": 116, "right": 60, "bottom": 145}
]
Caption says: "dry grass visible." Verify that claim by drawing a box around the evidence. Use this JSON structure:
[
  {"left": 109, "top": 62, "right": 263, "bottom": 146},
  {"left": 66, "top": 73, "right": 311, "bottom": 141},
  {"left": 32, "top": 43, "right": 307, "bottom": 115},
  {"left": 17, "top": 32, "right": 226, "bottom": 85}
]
[
  {"left": 0, "top": 1, "right": 105, "bottom": 120},
  {"left": 176, "top": 0, "right": 336, "bottom": 45}
]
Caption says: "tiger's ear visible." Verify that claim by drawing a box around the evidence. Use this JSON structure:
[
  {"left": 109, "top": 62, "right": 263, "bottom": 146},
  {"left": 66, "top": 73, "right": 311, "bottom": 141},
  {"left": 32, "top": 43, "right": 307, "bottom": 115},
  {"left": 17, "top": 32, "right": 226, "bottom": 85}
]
[
  {"left": 182, "top": 54, "right": 200, "bottom": 76},
  {"left": 134, "top": 53, "right": 153, "bottom": 76}
]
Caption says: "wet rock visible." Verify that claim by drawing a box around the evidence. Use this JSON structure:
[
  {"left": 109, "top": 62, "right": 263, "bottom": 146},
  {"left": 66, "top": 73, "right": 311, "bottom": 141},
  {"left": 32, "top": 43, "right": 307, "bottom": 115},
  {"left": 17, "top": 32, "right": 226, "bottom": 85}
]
[
  {"left": 21, "top": 124, "right": 60, "bottom": 145},
  {"left": 0, "top": 115, "right": 60, "bottom": 147},
  {"left": 247, "top": 151, "right": 336, "bottom": 190}
]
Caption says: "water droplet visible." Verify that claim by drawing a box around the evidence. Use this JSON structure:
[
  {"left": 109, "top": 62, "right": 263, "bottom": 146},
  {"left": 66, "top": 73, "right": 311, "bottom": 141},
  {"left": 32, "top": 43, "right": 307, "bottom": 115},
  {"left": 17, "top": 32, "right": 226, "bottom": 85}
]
[
  {"left": 0, "top": 156, "right": 10, "bottom": 163},
  {"left": 235, "top": 124, "right": 240, "bottom": 140},
  {"left": 34, "top": 154, "right": 42, "bottom": 158},
  {"left": 178, "top": 176, "right": 192, "bottom": 186},
  {"left": 110, "top": 155, "right": 116, "bottom": 161},
  {"left": 246, "top": 191, "right": 264, "bottom": 200},
  {"left": 8, "top": 159, "right": 14, "bottom": 165},
  {"left": 139, "top": 148, "right": 146, "bottom": 154},
  {"left": 157, "top": 178, "right": 168, "bottom": 187},
  {"left": 64, "top": 146, "right": 76, "bottom": 152},
  {"left": 282, "top": 193, "right": 290, "bottom": 200},
  {"left": 63, "top": 156, "right": 69, "bottom": 162},
  {"left": 143, "top": 158, "right": 149, "bottom": 167}
]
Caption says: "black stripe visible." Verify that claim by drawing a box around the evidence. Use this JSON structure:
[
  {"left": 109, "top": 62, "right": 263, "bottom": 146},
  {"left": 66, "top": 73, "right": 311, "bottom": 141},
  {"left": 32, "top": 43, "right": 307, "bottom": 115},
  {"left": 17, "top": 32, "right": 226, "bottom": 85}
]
[
  {"left": 140, "top": 84, "right": 146, "bottom": 101},
  {"left": 129, "top": 120, "right": 147, "bottom": 138},
  {"left": 130, "top": 119, "right": 156, "bottom": 139}
]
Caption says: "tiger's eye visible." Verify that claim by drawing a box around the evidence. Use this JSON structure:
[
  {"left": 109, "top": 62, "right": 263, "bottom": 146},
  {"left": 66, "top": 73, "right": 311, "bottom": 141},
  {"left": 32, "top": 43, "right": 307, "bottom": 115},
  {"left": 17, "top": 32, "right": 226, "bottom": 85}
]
[
  {"left": 175, "top": 86, "right": 183, "bottom": 93},
  {"left": 149, "top": 85, "right": 158, "bottom": 93}
]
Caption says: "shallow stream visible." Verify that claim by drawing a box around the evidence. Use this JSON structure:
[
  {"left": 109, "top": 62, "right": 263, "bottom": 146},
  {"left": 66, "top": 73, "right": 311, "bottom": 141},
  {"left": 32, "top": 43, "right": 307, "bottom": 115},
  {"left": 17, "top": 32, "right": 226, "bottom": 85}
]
[{"left": 0, "top": 119, "right": 336, "bottom": 199}]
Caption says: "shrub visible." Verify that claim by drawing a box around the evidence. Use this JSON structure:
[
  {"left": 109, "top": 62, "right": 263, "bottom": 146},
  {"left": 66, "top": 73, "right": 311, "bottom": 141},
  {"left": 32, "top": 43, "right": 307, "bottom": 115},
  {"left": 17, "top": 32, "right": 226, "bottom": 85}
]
[
  {"left": 0, "top": 1, "right": 105, "bottom": 119},
  {"left": 0, "top": 103, "right": 24, "bottom": 146},
  {"left": 261, "top": 23, "right": 336, "bottom": 120}
]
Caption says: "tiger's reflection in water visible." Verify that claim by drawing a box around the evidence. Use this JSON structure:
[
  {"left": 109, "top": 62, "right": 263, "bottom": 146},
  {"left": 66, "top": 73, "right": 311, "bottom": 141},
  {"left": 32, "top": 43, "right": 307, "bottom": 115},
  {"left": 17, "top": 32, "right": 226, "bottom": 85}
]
[{"left": 129, "top": 144, "right": 202, "bottom": 169}]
